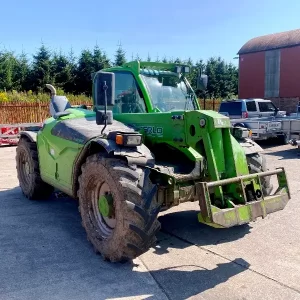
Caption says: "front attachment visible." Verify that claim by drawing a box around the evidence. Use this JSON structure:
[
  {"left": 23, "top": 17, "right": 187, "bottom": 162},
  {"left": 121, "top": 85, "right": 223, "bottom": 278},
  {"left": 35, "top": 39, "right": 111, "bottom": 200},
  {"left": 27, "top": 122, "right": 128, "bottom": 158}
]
[{"left": 196, "top": 168, "right": 290, "bottom": 228}]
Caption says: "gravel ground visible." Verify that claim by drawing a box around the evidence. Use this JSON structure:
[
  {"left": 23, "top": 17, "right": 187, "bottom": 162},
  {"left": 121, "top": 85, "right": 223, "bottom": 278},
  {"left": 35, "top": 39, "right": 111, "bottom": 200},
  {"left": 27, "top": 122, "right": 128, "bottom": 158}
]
[{"left": 0, "top": 143, "right": 299, "bottom": 300}]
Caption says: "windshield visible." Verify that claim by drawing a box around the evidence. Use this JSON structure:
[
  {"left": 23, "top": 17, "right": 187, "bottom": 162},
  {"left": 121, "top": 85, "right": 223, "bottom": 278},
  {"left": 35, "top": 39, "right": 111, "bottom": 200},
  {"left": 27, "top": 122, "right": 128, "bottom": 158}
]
[{"left": 140, "top": 73, "right": 197, "bottom": 112}]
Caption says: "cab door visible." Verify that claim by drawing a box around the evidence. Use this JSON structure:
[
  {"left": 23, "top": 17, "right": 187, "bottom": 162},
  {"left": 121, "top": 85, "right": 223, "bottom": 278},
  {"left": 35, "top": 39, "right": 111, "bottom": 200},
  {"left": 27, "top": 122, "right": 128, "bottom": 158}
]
[
  {"left": 111, "top": 71, "right": 147, "bottom": 114},
  {"left": 246, "top": 100, "right": 260, "bottom": 118},
  {"left": 257, "top": 101, "right": 277, "bottom": 117}
]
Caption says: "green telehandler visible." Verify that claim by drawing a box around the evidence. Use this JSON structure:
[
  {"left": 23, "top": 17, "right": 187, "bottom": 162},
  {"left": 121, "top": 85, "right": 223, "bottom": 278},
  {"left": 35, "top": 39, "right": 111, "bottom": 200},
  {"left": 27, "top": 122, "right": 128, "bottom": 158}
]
[{"left": 16, "top": 60, "right": 290, "bottom": 262}]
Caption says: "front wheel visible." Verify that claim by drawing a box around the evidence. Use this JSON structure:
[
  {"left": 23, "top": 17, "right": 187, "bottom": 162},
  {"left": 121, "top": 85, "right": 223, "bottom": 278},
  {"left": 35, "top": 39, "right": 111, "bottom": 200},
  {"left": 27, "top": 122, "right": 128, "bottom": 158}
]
[
  {"left": 77, "top": 154, "right": 161, "bottom": 262},
  {"left": 246, "top": 152, "right": 273, "bottom": 196}
]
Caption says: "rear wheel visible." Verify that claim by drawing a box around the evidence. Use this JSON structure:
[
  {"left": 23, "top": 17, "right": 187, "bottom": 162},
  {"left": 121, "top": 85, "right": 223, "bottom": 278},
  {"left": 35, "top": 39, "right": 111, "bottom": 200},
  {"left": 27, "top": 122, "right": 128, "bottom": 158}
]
[
  {"left": 77, "top": 154, "right": 161, "bottom": 262},
  {"left": 246, "top": 152, "right": 273, "bottom": 196},
  {"left": 277, "top": 133, "right": 289, "bottom": 145},
  {"left": 16, "top": 137, "right": 54, "bottom": 199}
]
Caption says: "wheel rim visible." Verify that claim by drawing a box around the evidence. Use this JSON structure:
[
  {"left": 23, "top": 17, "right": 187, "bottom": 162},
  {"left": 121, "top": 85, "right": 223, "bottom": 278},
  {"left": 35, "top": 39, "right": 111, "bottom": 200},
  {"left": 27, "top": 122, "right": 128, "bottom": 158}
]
[
  {"left": 91, "top": 181, "right": 116, "bottom": 240},
  {"left": 18, "top": 149, "right": 33, "bottom": 189}
]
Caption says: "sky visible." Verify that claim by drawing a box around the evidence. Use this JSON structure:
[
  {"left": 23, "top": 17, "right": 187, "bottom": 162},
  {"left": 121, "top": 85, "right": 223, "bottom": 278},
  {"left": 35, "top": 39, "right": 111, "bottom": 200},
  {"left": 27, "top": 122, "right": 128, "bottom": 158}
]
[{"left": 1, "top": 0, "right": 300, "bottom": 67}]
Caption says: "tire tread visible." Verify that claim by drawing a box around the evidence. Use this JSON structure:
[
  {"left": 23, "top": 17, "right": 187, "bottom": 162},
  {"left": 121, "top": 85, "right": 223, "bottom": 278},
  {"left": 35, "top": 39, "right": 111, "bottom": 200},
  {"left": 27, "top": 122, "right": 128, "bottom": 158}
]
[{"left": 77, "top": 154, "right": 161, "bottom": 262}]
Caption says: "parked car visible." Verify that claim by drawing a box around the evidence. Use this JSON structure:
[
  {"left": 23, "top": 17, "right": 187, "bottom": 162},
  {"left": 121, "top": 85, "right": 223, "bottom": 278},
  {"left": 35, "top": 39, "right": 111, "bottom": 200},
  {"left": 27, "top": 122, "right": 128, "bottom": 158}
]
[
  {"left": 219, "top": 98, "right": 286, "bottom": 119},
  {"left": 218, "top": 98, "right": 287, "bottom": 144}
]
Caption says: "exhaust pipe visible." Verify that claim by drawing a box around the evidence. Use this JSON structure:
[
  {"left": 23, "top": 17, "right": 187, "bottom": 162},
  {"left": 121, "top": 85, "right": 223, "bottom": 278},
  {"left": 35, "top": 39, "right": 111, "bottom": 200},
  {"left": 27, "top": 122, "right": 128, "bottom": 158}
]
[{"left": 46, "top": 84, "right": 57, "bottom": 97}]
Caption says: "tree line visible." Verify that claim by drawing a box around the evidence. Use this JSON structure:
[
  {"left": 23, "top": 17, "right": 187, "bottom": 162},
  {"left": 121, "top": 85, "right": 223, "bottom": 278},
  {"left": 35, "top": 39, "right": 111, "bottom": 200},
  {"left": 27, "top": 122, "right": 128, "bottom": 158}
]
[{"left": 0, "top": 44, "right": 238, "bottom": 99}]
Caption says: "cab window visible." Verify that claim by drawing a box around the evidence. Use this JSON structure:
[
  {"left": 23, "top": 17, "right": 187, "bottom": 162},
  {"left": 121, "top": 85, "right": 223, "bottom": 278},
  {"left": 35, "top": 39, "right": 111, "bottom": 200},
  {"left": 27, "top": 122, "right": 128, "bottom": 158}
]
[
  {"left": 246, "top": 101, "right": 257, "bottom": 112},
  {"left": 219, "top": 102, "right": 242, "bottom": 115},
  {"left": 258, "top": 101, "right": 276, "bottom": 112},
  {"left": 112, "top": 71, "right": 146, "bottom": 114}
]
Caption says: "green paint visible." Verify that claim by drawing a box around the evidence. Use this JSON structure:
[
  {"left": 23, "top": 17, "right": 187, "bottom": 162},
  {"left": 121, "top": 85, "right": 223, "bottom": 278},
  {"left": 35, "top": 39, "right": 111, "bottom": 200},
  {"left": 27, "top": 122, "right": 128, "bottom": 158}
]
[
  {"left": 37, "top": 117, "right": 84, "bottom": 195},
  {"left": 196, "top": 169, "right": 290, "bottom": 228},
  {"left": 98, "top": 195, "right": 113, "bottom": 217},
  {"left": 238, "top": 206, "right": 252, "bottom": 222}
]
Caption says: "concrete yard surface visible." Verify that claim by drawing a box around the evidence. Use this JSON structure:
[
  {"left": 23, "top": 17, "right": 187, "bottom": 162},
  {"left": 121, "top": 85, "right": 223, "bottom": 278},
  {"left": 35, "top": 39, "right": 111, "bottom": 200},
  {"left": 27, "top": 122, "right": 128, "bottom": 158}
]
[{"left": 0, "top": 143, "right": 300, "bottom": 300}]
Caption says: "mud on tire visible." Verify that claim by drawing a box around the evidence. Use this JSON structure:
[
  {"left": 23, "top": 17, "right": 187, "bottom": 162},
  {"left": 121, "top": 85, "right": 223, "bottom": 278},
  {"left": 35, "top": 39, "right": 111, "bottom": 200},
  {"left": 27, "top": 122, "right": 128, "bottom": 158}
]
[
  {"left": 16, "top": 137, "right": 54, "bottom": 199},
  {"left": 77, "top": 154, "right": 161, "bottom": 262},
  {"left": 246, "top": 152, "right": 273, "bottom": 196}
]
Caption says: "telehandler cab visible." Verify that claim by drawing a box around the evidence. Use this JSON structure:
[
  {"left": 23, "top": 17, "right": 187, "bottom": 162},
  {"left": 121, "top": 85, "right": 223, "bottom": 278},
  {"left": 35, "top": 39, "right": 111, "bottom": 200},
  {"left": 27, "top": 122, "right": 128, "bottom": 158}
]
[{"left": 16, "top": 61, "right": 290, "bottom": 262}]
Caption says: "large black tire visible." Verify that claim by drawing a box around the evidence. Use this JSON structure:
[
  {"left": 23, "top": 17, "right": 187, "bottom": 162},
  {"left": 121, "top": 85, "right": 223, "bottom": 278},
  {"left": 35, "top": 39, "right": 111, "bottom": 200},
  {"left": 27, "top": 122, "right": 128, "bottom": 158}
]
[
  {"left": 77, "top": 154, "right": 161, "bottom": 262},
  {"left": 246, "top": 152, "right": 273, "bottom": 196},
  {"left": 16, "top": 137, "right": 54, "bottom": 199}
]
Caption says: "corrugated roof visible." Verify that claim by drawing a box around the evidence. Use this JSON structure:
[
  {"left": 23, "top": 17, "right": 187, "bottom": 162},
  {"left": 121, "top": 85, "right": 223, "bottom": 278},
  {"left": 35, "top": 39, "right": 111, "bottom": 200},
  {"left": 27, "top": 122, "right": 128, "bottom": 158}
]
[{"left": 238, "top": 28, "right": 300, "bottom": 54}]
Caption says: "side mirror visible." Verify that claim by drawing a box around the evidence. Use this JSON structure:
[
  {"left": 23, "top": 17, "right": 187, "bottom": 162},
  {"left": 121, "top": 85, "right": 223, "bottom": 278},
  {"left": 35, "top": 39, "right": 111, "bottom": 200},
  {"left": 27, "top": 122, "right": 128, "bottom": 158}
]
[
  {"left": 96, "top": 110, "right": 113, "bottom": 126},
  {"left": 94, "top": 71, "right": 115, "bottom": 107},
  {"left": 197, "top": 74, "right": 208, "bottom": 90},
  {"left": 93, "top": 71, "right": 115, "bottom": 129}
]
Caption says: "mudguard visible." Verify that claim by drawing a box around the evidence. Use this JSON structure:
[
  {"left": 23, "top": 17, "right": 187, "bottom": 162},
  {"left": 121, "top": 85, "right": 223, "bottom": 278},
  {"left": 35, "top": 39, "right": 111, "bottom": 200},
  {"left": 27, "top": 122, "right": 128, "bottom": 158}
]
[
  {"left": 95, "top": 137, "right": 155, "bottom": 167},
  {"left": 19, "top": 131, "right": 37, "bottom": 143},
  {"left": 72, "top": 137, "right": 155, "bottom": 198},
  {"left": 238, "top": 138, "right": 264, "bottom": 155}
]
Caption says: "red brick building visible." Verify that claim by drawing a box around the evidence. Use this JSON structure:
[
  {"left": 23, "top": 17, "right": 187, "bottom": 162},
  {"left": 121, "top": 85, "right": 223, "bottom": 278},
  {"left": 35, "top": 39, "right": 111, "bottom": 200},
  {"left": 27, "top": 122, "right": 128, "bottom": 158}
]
[{"left": 237, "top": 28, "right": 300, "bottom": 113}]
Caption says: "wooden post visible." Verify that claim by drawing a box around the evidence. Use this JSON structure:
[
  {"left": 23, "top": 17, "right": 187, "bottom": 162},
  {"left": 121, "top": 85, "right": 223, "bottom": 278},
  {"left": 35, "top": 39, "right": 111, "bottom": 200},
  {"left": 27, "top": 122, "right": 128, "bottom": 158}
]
[{"left": 37, "top": 99, "right": 43, "bottom": 123}]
